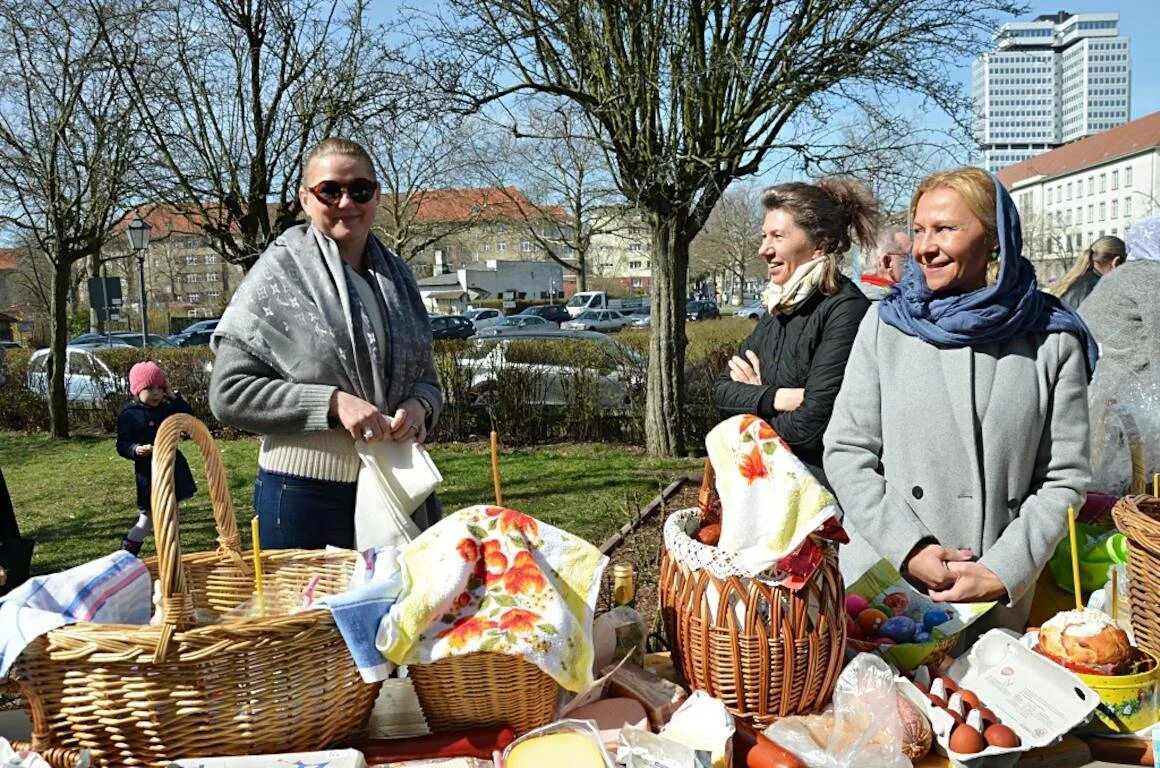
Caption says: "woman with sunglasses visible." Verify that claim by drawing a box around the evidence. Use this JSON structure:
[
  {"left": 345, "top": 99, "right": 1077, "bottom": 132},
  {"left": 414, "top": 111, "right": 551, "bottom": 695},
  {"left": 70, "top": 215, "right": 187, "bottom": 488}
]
[{"left": 209, "top": 138, "right": 442, "bottom": 549}]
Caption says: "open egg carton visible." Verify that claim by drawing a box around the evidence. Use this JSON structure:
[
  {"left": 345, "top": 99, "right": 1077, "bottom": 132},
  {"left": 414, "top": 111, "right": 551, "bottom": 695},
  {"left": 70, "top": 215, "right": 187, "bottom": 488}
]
[{"left": 897, "top": 629, "right": 1098, "bottom": 768}]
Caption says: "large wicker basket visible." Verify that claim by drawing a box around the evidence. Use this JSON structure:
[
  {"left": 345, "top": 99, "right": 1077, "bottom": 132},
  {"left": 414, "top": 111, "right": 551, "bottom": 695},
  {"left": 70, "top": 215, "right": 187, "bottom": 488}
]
[
  {"left": 8, "top": 415, "right": 379, "bottom": 767},
  {"left": 407, "top": 652, "right": 558, "bottom": 734},
  {"left": 1112, "top": 494, "right": 1160, "bottom": 658},
  {"left": 659, "top": 461, "right": 845, "bottom": 727}
]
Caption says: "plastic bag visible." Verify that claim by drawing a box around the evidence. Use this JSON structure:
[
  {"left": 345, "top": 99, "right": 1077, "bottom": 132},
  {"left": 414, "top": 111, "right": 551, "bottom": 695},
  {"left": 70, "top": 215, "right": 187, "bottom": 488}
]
[
  {"left": 1048, "top": 522, "right": 1127, "bottom": 594},
  {"left": 502, "top": 719, "right": 615, "bottom": 768},
  {"left": 763, "top": 654, "right": 910, "bottom": 768},
  {"left": 594, "top": 605, "right": 646, "bottom": 667}
]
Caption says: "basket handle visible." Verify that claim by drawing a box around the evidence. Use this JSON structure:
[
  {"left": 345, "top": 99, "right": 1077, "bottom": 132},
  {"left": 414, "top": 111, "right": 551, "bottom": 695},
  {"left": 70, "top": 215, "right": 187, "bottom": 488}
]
[
  {"left": 697, "top": 457, "right": 722, "bottom": 526},
  {"left": 150, "top": 413, "right": 246, "bottom": 662}
]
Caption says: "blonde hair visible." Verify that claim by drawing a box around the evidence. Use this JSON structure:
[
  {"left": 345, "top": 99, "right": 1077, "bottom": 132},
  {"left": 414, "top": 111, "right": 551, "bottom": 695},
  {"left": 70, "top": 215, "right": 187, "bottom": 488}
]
[
  {"left": 1051, "top": 235, "right": 1126, "bottom": 298},
  {"left": 760, "top": 177, "right": 879, "bottom": 295},
  {"left": 302, "top": 138, "right": 377, "bottom": 181},
  {"left": 910, "top": 167, "right": 1001, "bottom": 286}
]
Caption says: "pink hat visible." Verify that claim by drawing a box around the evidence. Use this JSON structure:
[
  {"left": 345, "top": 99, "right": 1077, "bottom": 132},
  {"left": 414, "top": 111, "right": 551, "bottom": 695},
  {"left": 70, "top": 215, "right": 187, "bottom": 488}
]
[{"left": 129, "top": 361, "right": 168, "bottom": 395}]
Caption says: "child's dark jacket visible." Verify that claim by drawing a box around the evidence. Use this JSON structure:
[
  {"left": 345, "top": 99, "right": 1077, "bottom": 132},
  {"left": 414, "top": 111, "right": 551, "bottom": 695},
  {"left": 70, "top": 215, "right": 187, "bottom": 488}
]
[{"left": 116, "top": 395, "right": 196, "bottom": 511}]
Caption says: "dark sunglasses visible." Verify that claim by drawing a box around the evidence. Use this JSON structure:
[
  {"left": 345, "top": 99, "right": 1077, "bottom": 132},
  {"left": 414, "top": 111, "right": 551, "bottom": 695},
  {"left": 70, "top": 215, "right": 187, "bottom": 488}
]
[{"left": 307, "top": 178, "right": 378, "bottom": 206}]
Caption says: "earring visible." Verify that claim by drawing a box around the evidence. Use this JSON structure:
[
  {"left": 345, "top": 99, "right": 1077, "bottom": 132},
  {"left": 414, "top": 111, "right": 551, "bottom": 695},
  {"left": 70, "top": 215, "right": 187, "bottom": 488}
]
[{"left": 989, "top": 249, "right": 1000, "bottom": 261}]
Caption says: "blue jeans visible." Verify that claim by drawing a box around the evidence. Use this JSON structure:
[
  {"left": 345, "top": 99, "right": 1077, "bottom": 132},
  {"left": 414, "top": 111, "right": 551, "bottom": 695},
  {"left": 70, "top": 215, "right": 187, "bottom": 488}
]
[{"left": 252, "top": 468, "right": 356, "bottom": 549}]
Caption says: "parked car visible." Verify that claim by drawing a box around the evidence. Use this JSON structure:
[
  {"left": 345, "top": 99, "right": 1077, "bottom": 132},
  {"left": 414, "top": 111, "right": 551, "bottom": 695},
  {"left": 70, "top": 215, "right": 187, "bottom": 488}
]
[
  {"left": 430, "top": 314, "right": 476, "bottom": 340},
  {"left": 70, "top": 332, "right": 177, "bottom": 348},
  {"left": 560, "top": 309, "right": 630, "bottom": 333},
  {"left": 476, "top": 315, "right": 557, "bottom": 336},
  {"left": 623, "top": 306, "right": 651, "bottom": 327},
  {"left": 457, "top": 331, "right": 642, "bottom": 409},
  {"left": 169, "top": 329, "right": 215, "bottom": 347},
  {"left": 686, "top": 300, "right": 721, "bottom": 321},
  {"left": 463, "top": 307, "right": 505, "bottom": 329},
  {"left": 27, "top": 346, "right": 124, "bottom": 404},
  {"left": 0, "top": 340, "right": 20, "bottom": 349},
  {"left": 179, "top": 318, "right": 220, "bottom": 335},
  {"left": 69, "top": 337, "right": 136, "bottom": 350},
  {"left": 733, "top": 300, "right": 765, "bottom": 320},
  {"left": 518, "top": 304, "right": 572, "bottom": 324}
]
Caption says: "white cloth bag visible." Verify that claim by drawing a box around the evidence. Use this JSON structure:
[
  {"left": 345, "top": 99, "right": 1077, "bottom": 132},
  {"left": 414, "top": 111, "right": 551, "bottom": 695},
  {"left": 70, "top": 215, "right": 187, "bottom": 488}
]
[{"left": 354, "top": 440, "right": 443, "bottom": 550}]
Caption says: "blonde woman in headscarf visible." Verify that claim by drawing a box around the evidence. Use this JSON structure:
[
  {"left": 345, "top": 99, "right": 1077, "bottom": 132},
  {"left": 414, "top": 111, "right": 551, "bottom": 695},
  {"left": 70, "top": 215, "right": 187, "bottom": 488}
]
[
  {"left": 713, "top": 178, "right": 877, "bottom": 490},
  {"left": 1051, "top": 235, "right": 1125, "bottom": 310}
]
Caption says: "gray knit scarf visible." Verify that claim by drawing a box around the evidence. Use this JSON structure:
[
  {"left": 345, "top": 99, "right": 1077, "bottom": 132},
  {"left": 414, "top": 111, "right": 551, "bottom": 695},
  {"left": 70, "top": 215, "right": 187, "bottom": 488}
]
[{"left": 212, "top": 224, "right": 432, "bottom": 415}]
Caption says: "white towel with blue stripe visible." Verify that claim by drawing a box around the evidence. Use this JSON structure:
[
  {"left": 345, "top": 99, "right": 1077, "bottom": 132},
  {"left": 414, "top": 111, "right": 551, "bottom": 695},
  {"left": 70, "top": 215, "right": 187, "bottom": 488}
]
[
  {"left": 0, "top": 551, "right": 151, "bottom": 676},
  {"left": 316, "top": 546, "right": 404, "bottom": 683}
]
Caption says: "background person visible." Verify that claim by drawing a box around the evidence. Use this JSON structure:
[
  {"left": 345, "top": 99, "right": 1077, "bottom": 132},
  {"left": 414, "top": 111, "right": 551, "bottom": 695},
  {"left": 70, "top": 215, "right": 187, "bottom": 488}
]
[
  {"left": 1051, "top": 235, "right": 1126, "bottom": 310},
  {"left": 857, "top": 225, "right": 910, "bottom": 300},
  {"left": 116, "top": 361, "right": 195, "bottom": 556},
  {"left": 713, "top": 177, "right": 876, "bottom": 488},
  {"left": 824, "top": 167, "right": 1096, "bottom": 635},
  {"left": 210, "top": 138, "right": 442, "bottom": 550}
]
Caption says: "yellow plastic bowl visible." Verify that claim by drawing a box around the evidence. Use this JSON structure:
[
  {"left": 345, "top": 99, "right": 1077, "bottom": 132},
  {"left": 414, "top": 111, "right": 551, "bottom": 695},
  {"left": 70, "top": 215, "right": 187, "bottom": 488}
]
[{"left": 1075, "top": 649, "right": 1160, "bottom": 734}]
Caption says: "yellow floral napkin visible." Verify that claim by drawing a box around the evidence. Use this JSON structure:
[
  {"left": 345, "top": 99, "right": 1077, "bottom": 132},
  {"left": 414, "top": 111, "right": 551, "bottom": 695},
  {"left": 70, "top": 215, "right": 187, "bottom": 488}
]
[
  {"left": 707, "top": 414, "right": 840, "bottom": 575},
  {"left": 377, "top": 505, "right": 608, "bottom": 692}
]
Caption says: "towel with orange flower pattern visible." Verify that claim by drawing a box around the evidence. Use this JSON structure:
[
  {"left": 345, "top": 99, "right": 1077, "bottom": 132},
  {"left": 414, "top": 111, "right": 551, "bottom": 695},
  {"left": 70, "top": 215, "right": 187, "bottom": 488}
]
[
  {"left": 377, "top": 505, "right": 608, "bottom": 692},
  {"left": 707, "top": 414, "right": 840, "bottom": 575}
]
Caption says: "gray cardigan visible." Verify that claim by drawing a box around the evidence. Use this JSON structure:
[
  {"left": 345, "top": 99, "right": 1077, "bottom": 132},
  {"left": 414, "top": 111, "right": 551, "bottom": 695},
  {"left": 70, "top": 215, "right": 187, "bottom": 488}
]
[{"left": 823, "top": 309, "right": 1090, "bottom": 625}]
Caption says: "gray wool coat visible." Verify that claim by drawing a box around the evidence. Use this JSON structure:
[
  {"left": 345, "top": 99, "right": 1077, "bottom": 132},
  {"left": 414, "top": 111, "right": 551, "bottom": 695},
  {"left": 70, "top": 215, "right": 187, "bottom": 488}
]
[{"left": 823, "top": 309, "right": 1091, "bottom": 631}]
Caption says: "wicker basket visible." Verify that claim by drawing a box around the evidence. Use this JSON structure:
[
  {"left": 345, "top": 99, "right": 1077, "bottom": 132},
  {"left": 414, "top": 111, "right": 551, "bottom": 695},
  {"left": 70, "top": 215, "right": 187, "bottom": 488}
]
[
  {"left": 407, "top": 652, "right": 557, "bottom": 734},
  {"left": 8, "top": 415, "right": 378, "bottom": 767},
  {"left": 659, "top": 461, "right": 845, "bottom": 727},
  {"left": 1112, "top": 494, "right": 1160, "bottom": 658}
]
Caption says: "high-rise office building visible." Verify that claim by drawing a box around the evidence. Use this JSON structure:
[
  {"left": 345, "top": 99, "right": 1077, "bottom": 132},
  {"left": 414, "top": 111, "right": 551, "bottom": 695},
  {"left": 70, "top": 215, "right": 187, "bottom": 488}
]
[{"left": 973, "top": 12, "right": 1130, "bottom": 172}]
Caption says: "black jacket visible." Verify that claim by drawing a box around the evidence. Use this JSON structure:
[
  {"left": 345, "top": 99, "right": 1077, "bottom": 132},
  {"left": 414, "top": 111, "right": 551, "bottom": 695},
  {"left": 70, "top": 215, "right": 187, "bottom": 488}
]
[
  {"left": 1059, "top": 268, "right": 1101, "bottom": 311},
  {"left": 713, "top": 276, "right": 870, "bottom": 488},
  {"left": 116, "top": 395, "right": 197, "bottom": 512}
]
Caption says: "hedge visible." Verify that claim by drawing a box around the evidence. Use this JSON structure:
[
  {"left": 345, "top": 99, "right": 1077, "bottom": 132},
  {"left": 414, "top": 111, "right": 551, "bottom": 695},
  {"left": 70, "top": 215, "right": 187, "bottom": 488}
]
[{"left": 0, "top": 318, "right": 753, "bottom": 450}]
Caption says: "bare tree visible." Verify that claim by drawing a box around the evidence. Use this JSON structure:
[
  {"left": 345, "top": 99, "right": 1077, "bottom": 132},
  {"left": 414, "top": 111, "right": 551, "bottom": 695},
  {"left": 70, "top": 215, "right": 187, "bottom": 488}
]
[
  {"left": 430, "top": 0, "right": 1021, "bottom": 456},
  {"left": 0, "top": 0, "right": 139, "bottom": 437},
  {"left": 481, "top": 103, "right": 628, "bottom": 292},
  {"left": 101, "top": 0, "right": 402, "bottom": 271},
  {"left": 690, "top": 183, "right": 764, "bottom": 305}
]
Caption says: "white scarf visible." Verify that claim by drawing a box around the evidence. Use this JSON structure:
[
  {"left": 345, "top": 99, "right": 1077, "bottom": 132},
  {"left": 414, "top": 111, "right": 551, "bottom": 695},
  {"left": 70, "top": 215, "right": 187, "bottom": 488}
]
[{"left": 761, "top": 257, "right": 826, "bottom": 316}]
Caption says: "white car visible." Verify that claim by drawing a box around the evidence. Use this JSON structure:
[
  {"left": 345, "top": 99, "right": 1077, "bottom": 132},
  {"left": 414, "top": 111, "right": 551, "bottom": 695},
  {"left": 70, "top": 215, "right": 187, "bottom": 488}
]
[
  {"left": 475, "top": 315, "right": 557, "bottom": 336},
  {"left": 560, "top": 309, "right": 629, "bottom": 333},
  {"left": 27, "top": 346, "right": 125, "bottom": 404},
  {"left": 623, "top": 307, "right": 651, "bottom": 327},
  {"left": 733, "top": 301, "right": 766, "bottom": 320},
  {"left": 463, "top": 307, "right": 505, "bottom": 329},
  {"left": 456, "top": 331, "right": 643, "bottom": 409}
]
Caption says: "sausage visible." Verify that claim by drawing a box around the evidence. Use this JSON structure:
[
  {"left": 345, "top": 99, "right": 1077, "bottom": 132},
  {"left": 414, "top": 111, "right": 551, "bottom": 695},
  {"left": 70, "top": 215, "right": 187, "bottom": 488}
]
[
  {"left": 746, "top": 732, "right": 805, "bottom": 768},
  {"left": 351, "top": 726, "right": 516, "bottom": 764}
]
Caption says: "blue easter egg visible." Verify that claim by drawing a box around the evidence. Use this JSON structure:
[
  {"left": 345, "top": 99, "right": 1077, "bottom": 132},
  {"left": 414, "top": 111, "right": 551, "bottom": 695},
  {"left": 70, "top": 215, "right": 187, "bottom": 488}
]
[
  {"left": 923, "top": 608, "right": 952, "bottom": 632},
  {"left": 880, "top": 615, "right": 918, "bottom": 643},
  {"left": 914, "top": 631, "right": 932, "bottom": 643}
]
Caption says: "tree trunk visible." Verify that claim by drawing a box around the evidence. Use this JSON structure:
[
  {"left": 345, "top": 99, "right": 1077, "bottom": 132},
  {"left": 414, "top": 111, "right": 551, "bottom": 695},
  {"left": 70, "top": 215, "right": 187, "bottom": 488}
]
[
  {"left": 88, "top": 254, "right": 103, "bottom": 334},
  {"left": 49, "top": 258, "right": 72, "bottom": 439},
  {"left": 644, "top": 214, "right": 690, "bottom": 457},
  {"left": 578, "top": 258, "right": 587, "bottom": 292}
]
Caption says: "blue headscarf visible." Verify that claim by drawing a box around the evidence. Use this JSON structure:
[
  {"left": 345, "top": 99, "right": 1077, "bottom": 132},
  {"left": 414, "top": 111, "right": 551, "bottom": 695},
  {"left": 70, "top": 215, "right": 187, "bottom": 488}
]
[{"left": 878, "top": 172, "right": 1098, "bottom": 376}]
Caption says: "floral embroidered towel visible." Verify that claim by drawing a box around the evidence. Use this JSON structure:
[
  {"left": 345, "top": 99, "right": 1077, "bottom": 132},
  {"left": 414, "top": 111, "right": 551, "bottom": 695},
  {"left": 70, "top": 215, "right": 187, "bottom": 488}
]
[
  {"left": 377, "top": 505, "right": 608, "bottom": 692},
  {"left": 707, "top": 414, "right": 840, "bottom": 575}
]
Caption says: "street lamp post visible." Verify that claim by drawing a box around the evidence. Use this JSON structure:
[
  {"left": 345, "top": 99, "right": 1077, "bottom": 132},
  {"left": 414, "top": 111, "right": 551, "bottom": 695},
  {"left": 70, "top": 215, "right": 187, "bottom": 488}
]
[{"left": 126, "top": 216, "right": 152, "bottom": 348}]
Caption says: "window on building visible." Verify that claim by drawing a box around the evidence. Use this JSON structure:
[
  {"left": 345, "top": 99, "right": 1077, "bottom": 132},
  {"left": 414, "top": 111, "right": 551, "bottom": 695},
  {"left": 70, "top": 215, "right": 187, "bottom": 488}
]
[
  {"left": 206, "top": 272, "right": 219, "bottom": 283},
  {"left": 186, "top": 273, "right": 200, "bottom": 283},
  {"left": 208, "top": 291, "right": 221, "bottom": 303},
  {"left": 1099, "top": 202, "right": 1106, "bottom": 220},
  {"left": 1099, "top": 174, "right": 1106, "bottom": 193},
  {"left": 1111, "top": 170, "right": 1119, "bottom": 189},
  {"left": 496, "top": 241, "right": 506, "bottom": 252},
  {"left": 1112, "top": 200, "right": 1119, "bottom": 218},
  {"left": 188, "top": 293, "right": 201, "bottom": 304},
  {"left": 1125, "top": 197, "right": 1133, "bottom": 217},
  {"left": 630, "top": 278, "right": 643, "bottom": 288},
  {"left": 1125, "top": 166, "right": 1133, "bottom": 186},
  {"left": 520, "top": 241, "right": 533, "bottom": 252},
  {"left": 629, "top": 260, "right": 643, "bottom": 269},
  {"left": 204, "top": 254, "right": 218, "bottom": 264},
  {"left": 1088, "top": 205, "right": 1094, "bottom": 223},
  {"left": 186, "top": 254, "right": 198, "bottom": 265},
  {"left": 1087, "top": 178, "right": 1094, "bottom": 196}
]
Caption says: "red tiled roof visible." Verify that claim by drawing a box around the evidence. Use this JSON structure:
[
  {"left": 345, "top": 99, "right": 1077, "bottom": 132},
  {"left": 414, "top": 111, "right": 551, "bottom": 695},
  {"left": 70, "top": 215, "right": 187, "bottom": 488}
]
[
  {"left": 395, "top": 186, "right": 569, "bottom": 225},
  {"left": 997, "top": 111, "right": 1160, "bottom": 188},
  {"left": 0, "top": 248, "right": 15, "bottom": 270},
  {"left": 115, "top": 202, "right": 289, "bottom": 239}
]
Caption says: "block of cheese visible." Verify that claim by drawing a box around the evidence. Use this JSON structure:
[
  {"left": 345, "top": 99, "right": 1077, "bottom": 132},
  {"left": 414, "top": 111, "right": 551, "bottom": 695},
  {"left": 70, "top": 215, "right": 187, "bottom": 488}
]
[
  {"left": 506, "top": 731, "right": 608, "bottom": 768},
  {"left": 567, "top": 697, "right": 651, "bottom": 751}
]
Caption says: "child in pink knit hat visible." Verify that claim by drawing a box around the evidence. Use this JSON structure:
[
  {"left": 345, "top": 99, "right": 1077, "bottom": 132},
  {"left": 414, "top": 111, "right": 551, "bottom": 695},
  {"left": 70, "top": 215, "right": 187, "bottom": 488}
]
[{"left": 115, "top": 361, "right": 196, "bottom": 555}]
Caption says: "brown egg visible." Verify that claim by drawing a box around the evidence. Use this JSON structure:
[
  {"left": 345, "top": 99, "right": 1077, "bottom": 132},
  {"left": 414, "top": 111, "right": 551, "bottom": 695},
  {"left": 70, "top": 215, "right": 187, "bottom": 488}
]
[
  {"left": 949, "top": 723, "right": 986, "bottom": 754},
  {"left": 958, "top": 689, "right": 981, "bottom": 710},
  {"left": 975, "top": 706, "right": 997, "bottom": 726},
  {"left": 984, "top": 723, "right": 1021, "bottom": 749},
  {"left": 939, "top": 675, "right": 959, "bottom": 693}
]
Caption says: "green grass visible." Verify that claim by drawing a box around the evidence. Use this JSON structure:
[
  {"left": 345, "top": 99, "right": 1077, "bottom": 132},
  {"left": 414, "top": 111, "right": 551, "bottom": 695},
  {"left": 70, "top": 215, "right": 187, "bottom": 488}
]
[{"left": 0, "top": 432, "right": 702, "bottom": 575}]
